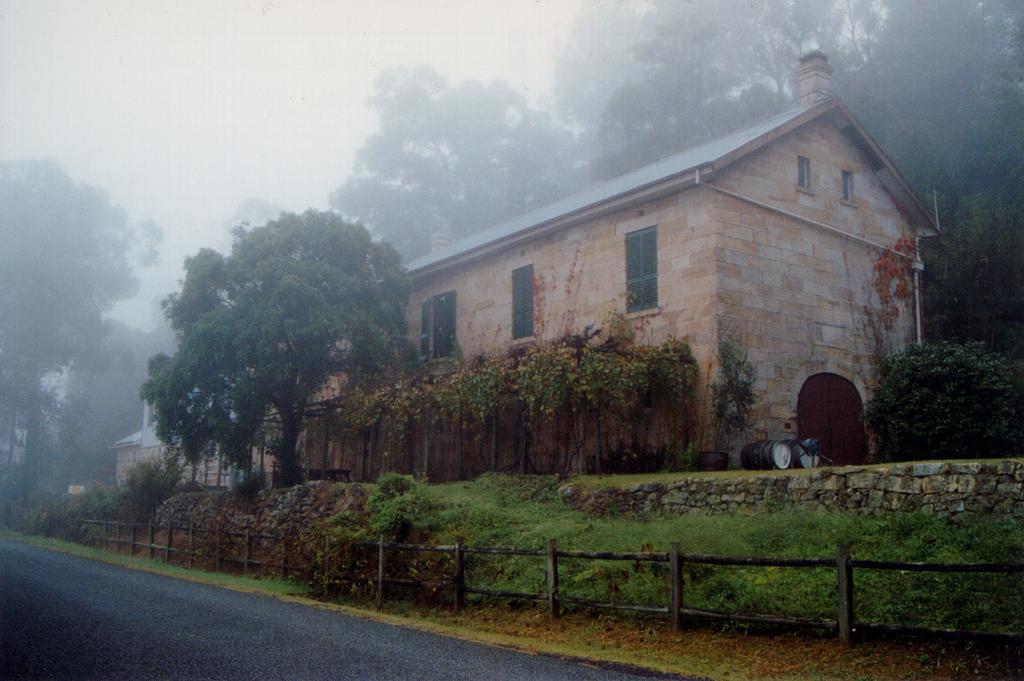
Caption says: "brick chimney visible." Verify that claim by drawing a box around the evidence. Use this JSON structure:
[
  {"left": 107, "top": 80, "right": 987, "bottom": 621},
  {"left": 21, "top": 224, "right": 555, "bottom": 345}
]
[{"left": 796, "top": 50, "right": 833, "bottom": 107}]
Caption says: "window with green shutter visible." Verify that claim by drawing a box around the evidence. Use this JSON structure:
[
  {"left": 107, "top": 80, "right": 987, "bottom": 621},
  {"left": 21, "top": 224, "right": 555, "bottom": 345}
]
[
  {"left": 431, "top": 290, "right": 456, "bottom": 358},
  {"left": 626, "top": 226, "right": 658, "bottom": 312},
  {"left": 512, "top": 264, "right": 534, "bottom": 339},
  {"left": 419, "top": 291, "right": 457, "bottom": 360},
  {"left": 419, "top": 300, "right": 431, "bottom": 360}
]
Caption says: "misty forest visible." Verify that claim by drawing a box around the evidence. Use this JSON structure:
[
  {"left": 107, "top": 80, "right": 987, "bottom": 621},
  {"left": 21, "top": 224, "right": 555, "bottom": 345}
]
[{"left": 1, "top": 0, "right": 1022, "bottom": 500}]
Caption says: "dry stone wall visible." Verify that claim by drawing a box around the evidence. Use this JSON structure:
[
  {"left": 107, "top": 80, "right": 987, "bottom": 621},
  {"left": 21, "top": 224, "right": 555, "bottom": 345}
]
[
  {"left": 155, "top": 481, "right": 369, "bottom": 537},
  {"left": 558, "top": 460, "right": 1024, "bottom": 519}
]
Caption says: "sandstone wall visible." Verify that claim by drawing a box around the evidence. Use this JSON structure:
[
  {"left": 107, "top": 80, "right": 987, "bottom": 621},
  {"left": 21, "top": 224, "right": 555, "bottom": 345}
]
[
  {"left": 558, "top": 460, "right": 1024, "bottom": 519},
  {"left": 712, "top": 116, "right": 917, "bottom": 442}
]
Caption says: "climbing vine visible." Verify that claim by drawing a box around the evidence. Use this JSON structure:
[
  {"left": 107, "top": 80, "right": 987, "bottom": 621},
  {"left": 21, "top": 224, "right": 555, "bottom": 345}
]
[
  {"left": 872, "top": 237, "right": 916, "bottom": 328},
  {"left": 326, "top": 332, "right": 698, "bottom": 462}
]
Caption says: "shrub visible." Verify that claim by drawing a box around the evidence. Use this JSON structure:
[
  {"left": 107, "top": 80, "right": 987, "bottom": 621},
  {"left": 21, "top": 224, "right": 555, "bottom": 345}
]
[
  {"left": 232, "top": 470, "right": 267, "bottom": 499},
  {"left": 121, "top": 456, "right": 183, "bottom": 521},
  {"left": 865, "top": 342, "right": 1021, "bottom": 461},
  {"left": 367, "top": 473, "right": 437, "bottom": 541},
  {"left": 19, "top": 486, "right": 122, "bottom": 541}
]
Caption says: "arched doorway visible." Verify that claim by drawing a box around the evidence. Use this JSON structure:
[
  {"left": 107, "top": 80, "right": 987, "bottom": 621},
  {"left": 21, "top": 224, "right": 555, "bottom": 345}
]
[{"left": 797, "top": 373, "right": 868, "bottom": 466}]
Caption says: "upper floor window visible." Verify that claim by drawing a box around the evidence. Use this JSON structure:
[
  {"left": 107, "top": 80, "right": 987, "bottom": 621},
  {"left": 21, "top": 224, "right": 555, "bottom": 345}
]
[
  {"left": 797, "top": 155, "right": 811, "bottom": 189},
  {"left": 419, "top": 290, "right": 456, "bottom": 360},
  {"left": 842, "top": 170, "right": 854, "bottom": 202},
  {"left": 626, "top": 226, "right": 658, "bottom": 313},
  {"left": 511, "top": 264, "right": 534, "bottom": 339}
]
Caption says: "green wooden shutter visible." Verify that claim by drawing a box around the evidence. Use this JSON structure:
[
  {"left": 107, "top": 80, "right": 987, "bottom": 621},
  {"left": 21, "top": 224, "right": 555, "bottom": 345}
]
[
  {"left": 512, "top": 265, "right": 534, "bottom": 339},
  {"left": 419, "top": 300, "right": 431, "bottom": 359},
  {"left": 626, "top": 227, "right": 658, "bottom": 312},
  {"left": 432, "top": 290, "right": 456, "bottom": 358}
]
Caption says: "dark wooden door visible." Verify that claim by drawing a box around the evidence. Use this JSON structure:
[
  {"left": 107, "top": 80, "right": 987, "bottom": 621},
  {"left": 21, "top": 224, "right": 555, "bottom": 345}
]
[{"left": 797, "top": 373, "right": 868, "bottom": 466}]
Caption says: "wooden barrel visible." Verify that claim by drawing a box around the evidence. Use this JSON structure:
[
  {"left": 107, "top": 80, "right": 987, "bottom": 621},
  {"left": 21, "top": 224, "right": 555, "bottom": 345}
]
[
  {"left": 740, "top": 441, "right": 763, "bottom": 469},
  {"left": 769, "top": 440, "right": 793, "bottom": 470},
  {"left": 741, "top": 439, "right": 797, "bottom": 470}
]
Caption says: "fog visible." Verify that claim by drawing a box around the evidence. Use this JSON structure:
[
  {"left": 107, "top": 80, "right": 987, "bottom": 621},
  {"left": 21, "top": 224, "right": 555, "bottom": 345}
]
[
  {"left": 1, "top": 0, "right": 582, "bottom": 330},
  {"left": 2, "top": 0, "right": 1021, "bottom": 489}
]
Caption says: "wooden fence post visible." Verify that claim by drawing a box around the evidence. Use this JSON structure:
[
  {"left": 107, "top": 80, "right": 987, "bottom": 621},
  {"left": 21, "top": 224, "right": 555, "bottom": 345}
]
[
  {"left": 454, "top": 539, "right": 465, "bottom": 612},
  {"left": 215, "top": 526, "right": 222, "bottom": 571},
  {"left": 670, "top": 542, "right": 683, "bottom": 631},
  {"left": 147, "top": 522, "right": 155, "bottom": 560},
  {"left": 187, "top": 522, "right": 194, "bottom": 570},
  {"left": 103, "top": 520, "right": 110, "bottom": 550},
  {"left": 490, "top": 411, "right": 498, "bottom": 472},
  {"left": 279, "top": 536, "right": 288, "bottom": 580},
  {"left": 837, "top": 543, "right": 853, "bottom": 645},
  {"left": 322, "top": 534, "right": 330, "bottom": 593},
  {"left": 165, "top": 521, "right": 173, "bottom": 563},
  {"left": 546, "top": 538, "right": 560, "bottom": 618},
  {"left": 243, "top": 529, "right": 252, "bottom": 576},
  {"left": 129, "top": 523, "right": 136, "bottom": 557},
  {"left": 376, "top": 536, "right": 385, "bottom": 609}
]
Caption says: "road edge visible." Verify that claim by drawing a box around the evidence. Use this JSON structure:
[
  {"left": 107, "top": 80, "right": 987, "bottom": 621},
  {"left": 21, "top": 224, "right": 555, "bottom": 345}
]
[{"left": 0, "top": 532, "right": 696, "bottom": 680}]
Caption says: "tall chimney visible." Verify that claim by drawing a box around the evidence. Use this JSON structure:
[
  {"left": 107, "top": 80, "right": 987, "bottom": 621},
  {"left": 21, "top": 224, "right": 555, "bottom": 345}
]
[
  {"left": 796, "top": 50, "right": 833, "bottom": 108},
  {"left": 430, "top": 227, "right": 451, "bottom": 252}
]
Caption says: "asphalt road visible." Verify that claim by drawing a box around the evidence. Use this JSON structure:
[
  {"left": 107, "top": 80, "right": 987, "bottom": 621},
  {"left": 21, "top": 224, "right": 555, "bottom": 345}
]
[{"left": 0, "top": 540, "right": 686, "bottom": 680}]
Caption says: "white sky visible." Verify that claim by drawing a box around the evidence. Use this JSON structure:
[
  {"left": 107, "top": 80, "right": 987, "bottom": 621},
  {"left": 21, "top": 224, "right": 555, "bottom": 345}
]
[{"left": 0, "top": 0, "right": 583, "bottom": 329}]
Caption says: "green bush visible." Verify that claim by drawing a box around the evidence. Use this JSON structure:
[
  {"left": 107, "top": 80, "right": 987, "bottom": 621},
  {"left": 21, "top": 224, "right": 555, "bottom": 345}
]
[
  {"left": 121, "top": 457, "right": 183, "bottom": 521},
  {"left": 367, "top": 473, "right": 437, "bottom": 541},
  {"left": 865, "top": 341, "right": 1021, "bottom": 461},
  {"left": 19, "top": 486, "right": 122, "bottom": 541},
  {"left": 232, "top": 470, "right": 267, "bottom": 499}
]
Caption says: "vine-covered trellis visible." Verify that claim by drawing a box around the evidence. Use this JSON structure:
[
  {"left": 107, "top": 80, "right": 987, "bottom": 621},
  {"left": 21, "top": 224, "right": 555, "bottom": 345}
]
[{"left": 305, "top": 331, "right": 698, "bottom": 482}]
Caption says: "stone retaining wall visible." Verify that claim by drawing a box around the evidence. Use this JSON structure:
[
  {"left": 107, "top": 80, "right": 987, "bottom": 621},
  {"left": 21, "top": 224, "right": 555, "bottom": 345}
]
[
  {"left": 155, "top": 481, "right": 369, "bottom": 536},
  {"left": 558, "top": 460, "right": 1024, "bottom": 519}
]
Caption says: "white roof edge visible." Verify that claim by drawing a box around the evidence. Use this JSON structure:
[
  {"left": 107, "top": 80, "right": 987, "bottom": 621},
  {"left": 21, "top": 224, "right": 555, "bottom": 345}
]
[{"left": 111, "top": 430, "right": 143, "bottom": 448}]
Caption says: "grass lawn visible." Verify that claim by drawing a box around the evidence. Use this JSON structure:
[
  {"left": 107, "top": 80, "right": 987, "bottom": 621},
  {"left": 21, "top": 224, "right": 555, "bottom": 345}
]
[
  {"left": 415, "top": 474, "right": 1023, "bottom": 633},
  {"left": 4, "top": 529, "right": 1021, "bottom": 681}
]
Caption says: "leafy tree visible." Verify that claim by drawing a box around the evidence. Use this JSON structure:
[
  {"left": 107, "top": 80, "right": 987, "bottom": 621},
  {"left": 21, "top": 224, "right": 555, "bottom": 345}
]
[
  {"left": 0, "top": 160, "right": 143, "bottom": 498},
  {"left": 922, "top": 197, "right": 1024, "bottom": 359},
  {"left": 590, "top": 0, "right": 863, "bottom": 178},
  {"left": 330, "top": 67, "right": 585, "bottom": 261},
  {"left": 143, "top": 211, "right": 410, "bottom": 487},
  {"left": 865, "top": 342, "right": 1021, "bottom": 461}
]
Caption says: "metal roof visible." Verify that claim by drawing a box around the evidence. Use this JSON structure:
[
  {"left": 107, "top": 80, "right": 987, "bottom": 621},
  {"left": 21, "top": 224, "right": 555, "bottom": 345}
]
[
  {"left": 111, "top": 430, "right": 142, "bottom": 448},
  {"left": 407, "top": 106, "right": 808, "bottom": 273}
]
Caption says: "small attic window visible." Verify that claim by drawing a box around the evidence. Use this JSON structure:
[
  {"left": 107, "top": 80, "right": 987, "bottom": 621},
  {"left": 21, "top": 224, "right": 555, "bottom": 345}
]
[
  {"left": 797, "top": 156, "right": 811, "bottom": 189},
  {"left": 842, "top": 170, "right": 854, "bottom": 202}
]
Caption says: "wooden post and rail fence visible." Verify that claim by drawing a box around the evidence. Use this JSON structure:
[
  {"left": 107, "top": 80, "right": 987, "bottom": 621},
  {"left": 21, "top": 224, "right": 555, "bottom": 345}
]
[{"left": 80, "top": 519, "right": 1023, "bottom": 646}]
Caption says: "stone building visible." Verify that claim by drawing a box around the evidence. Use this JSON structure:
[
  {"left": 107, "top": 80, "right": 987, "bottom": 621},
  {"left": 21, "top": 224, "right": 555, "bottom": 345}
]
[{"left": 402, "top": 52, "right": 936, "bottom": 469}]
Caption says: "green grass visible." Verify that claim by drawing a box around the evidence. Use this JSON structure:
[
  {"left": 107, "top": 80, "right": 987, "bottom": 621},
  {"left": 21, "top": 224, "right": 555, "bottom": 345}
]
[
  {"left": 0, "top": 529, "right": 309, "bottom": 597},
  {"left": 10, "top": 528, "right": 1017, "bottom": 681},
  {"left": 406, "top": 474, "right": 1024, "bottom": 632}
]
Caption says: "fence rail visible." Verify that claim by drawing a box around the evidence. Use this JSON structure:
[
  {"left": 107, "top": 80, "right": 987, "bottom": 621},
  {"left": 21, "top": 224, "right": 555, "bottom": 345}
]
[{"left": 79, "top": 519, "right": 1023, "bottom": 646}]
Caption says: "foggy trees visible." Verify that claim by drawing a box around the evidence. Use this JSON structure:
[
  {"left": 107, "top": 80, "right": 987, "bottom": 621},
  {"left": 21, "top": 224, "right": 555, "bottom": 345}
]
[
  {"left": 143, "top": 211, "right": 409, "bottom": 487},
  {"left": 58, "top": 320, "right": 174, "bottom": 485},
  {"left": 330, "top": 0, "right": 1021, "bottom": 359},
  {"left": 0, "top": 161, "right": 144, "bottom": 497},
  {"left": 330, "top": 67, "right": 585, "bottom": 261}
]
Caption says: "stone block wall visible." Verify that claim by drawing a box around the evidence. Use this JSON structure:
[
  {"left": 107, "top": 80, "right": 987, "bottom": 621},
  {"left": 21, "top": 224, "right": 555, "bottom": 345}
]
[
  {"left": 558, "top": 459, "right": 1024, "bottom": 519},
  {"left": 155, "top": 481, "right": 370, "bottom": 537}
]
